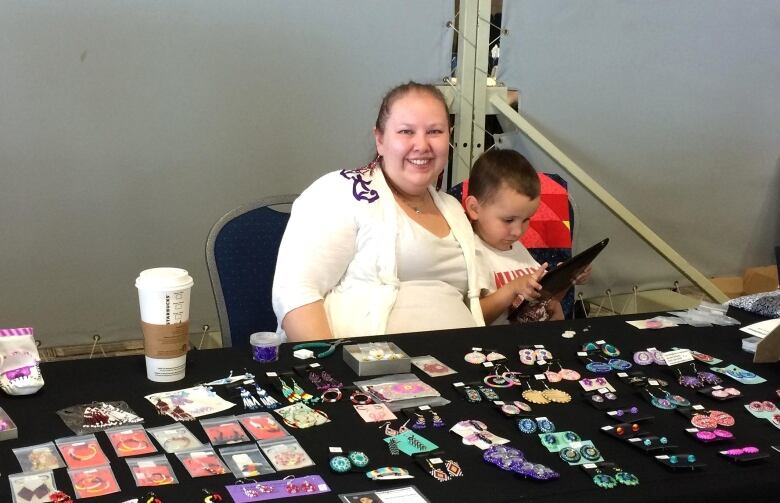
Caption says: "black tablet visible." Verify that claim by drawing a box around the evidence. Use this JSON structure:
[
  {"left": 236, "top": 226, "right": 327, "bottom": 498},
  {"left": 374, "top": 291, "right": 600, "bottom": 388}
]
[{"left": 509, "top": 238, "right": 609, "bottom": 319}]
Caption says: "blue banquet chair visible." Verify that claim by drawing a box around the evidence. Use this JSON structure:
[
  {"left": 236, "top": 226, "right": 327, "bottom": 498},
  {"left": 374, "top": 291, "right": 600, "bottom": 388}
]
[{"left": 206, "top": 195, "right": 297, "bottom": 347}]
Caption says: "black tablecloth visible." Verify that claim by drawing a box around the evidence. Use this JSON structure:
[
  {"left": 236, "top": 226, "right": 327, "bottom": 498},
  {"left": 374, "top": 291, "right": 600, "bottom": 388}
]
[{"left": 2, "top": 309, "right": 779, "bottom": 503}]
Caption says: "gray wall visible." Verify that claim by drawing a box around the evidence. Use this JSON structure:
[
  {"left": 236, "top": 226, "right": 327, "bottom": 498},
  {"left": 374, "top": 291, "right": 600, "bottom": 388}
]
[
  {"left": 0, "top": 0, "right": 453, "bottom": 344},
  {"left": 499, "top": 0, "right": 780, "bottom": 298}
]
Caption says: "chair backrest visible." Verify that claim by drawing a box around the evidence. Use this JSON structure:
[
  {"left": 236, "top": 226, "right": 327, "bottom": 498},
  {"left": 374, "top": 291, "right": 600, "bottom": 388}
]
[
  {"left": 206, "top": 195, "right": 297, "bottom": 347},
  {"left": 448, "top": 173, "right": 576, "bottom": 316}
]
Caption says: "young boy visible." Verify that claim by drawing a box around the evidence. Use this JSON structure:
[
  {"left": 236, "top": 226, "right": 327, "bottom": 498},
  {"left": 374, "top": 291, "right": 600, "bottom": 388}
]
[{"left": 465, "top": 149, "right": 589, "bottom": 325}]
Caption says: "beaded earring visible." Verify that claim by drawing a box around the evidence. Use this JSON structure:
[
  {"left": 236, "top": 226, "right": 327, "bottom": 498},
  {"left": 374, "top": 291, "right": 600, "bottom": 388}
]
[
  {"left": 431, "top": 411, "right": 445, "bottom": 428},
  {"left": 412, "top": 413, "right": 427, "bottom": 430}
]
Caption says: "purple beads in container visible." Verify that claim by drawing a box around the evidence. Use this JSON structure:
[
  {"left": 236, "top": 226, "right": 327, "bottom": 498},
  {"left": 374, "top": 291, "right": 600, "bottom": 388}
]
[{"left": 250, "top": 332, "right": 281, "bottom": 363}]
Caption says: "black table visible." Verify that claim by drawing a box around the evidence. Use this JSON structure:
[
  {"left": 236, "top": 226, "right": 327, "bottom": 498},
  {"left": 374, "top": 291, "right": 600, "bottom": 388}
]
[{"left": 2, "top": 309, "right": 779, "bottom": 503}]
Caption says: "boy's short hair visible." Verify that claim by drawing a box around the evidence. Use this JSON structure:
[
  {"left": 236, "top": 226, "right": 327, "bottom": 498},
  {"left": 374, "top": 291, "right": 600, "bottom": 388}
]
[{"left": 468, "top": 149, "right": 541, "bottom": 202}]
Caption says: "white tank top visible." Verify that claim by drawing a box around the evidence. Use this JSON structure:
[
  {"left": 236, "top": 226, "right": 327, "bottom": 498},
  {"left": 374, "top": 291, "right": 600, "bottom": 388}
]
[{"left": 385, "top": 207, "right": 476, "bottom": 333}]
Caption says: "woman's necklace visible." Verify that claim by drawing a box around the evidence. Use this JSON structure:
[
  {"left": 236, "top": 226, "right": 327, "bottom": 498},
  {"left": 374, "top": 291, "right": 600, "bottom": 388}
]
[{"left": 388, "top": 183, "right": 427, "bottom": 214}]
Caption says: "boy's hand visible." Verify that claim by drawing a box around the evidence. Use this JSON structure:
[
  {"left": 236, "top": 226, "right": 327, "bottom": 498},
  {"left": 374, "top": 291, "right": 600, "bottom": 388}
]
[
  {"left": 574, "top": 264, "right": 592, "bottom": 285},
  {"left": 546, "top": 299, "right": 564, "bottom": 320},
  {"left": 509, "top": 263, "right": 547, "bottom": 305}
]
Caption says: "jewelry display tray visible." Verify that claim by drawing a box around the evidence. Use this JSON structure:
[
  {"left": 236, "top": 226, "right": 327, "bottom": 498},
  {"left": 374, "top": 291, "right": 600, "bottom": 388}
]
[{"left": 342, "top": 342, "right": 411, "bottom": 376}]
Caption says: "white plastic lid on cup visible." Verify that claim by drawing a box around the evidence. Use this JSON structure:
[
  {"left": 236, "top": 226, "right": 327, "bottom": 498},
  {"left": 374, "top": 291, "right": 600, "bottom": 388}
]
[
  {"left": 250, "top": 332, "right": 281, "bottom": 363},
  {"left": 250, "top": 332, "right": 281, "bottom": 347},
  {"left": 135, "top": 268, "right": 194, "bottom": 291}
]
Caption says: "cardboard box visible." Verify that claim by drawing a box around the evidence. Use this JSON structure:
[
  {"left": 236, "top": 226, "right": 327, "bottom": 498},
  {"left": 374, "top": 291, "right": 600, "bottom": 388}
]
[{"left": 711, "top": 265, "right": 779, "bottom": 299}]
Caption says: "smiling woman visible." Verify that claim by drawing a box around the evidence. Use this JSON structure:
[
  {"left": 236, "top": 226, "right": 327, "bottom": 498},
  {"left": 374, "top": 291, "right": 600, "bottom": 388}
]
[{"left": 272, "top": 82, "right": 486, "bottom": 342}]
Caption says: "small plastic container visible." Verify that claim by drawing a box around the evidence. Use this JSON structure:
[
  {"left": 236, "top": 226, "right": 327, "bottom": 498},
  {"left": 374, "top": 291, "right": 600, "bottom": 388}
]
[{"left": 250, "top": 332, "right": 281, "bottom": 363}]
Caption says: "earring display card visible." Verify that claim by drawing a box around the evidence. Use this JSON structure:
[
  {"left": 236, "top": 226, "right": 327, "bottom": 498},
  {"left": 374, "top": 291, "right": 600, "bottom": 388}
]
[
  {"left": 710, "top": 364, "right": 767, "bottom": 384},
  {"left": 625, "top": 435, "right": 677, "bottom": 452},
  {"left": 13, "top": 442, "right": 66, "bottom": 472},
  {"left": 105, "top": 425, "right": 157, "bottom": 457},
  {"left": 238, "top": 412, "right": 291, "bottom": 440},
  {"left": 384, "top": 431, "right": 438, "bottom": 456},
  {"left": 147, "top": 423, "right": 204, "bottom": 454},
  {"left": 686, "top": 428, "right": 734, "bottom": 443},
  {"left": 697, "top": 385, "right": 742, "bottom": 401},
  {"left": 538, "top": 431, "right": 583, "bottom": 452},
  {"left": 654, "top": 454, "right": 706, "bottom": 471},
  {"left": 584, "top": 391, "right": 619, "bottom": 410},
  {"left": 579, "top": 377, "right": 615, "bottom": 392},
  {"left": 339, "top": 485, "right": 431, "bottom": 503},
  {"left": 176, "top": 447, "right": 229, "bottom": 477},
  {"left": 718, "top": 447, "right": 770, "bottom": 464},
  {"left": 354, "top": 403, "right": 397, "bottom": 423},
  {"left": 144, "top": 385, "right": 235, "bottom": 420},
  {"left": 219, "top": 444, "right": 275, "bottom": 478},
  {"left": 8, "top": 471, "right": 57, "bottom": 503},
  {"left": 605, "top": 407, "right": 653, "bottom": 423},
  {"left": 226, "top": 475, "right": 330, "bottom": 502},
  {"left": 55, "top": 434, "right": 110, "bottom": 469},
  {"left": 411, "top": 355, "right": 457, "bottom": 377},
  {"left": 199, "top": 416, "right": 252, "bottom": 446},
  {"left": 126, "top": 455, "right": 178, "bottom": 487},
  {"left": 258, "top": 437, "right": 315, "bottom": 471},
  {"left": 67, "top": 465, "right": 120, "bottom": 499}
]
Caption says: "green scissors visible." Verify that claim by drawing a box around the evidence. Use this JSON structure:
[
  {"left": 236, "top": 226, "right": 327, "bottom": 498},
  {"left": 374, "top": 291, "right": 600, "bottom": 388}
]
[{"left": 292, "top": 339, "right": 353, "bottom": 358}]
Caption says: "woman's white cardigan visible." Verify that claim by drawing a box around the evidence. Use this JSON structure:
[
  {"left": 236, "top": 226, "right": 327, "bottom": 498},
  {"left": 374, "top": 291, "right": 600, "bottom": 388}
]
[{"left": 272, "top": 168, "right": 485, "bottom": 339}]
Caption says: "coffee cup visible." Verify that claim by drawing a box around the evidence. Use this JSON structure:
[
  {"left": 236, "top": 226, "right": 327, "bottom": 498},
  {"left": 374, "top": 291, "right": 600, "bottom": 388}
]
[{"left": 135, "top": 267, "right": 194, "bottom": 382}]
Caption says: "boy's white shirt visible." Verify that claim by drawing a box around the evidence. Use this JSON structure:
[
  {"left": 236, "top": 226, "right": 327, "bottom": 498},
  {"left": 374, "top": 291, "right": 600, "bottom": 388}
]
[{"left": 475, "top": 236, "right": 541, "bottom": 325}]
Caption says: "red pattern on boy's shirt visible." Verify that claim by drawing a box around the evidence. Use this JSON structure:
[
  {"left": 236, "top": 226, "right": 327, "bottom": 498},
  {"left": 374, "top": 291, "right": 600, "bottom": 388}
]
[{"left": 494, "top": 267, "right": 536, "bottom": 289}]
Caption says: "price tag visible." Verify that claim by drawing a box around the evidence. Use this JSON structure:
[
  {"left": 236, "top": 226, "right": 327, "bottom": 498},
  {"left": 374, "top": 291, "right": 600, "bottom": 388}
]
[
  {"left": 419, "top": 405, "right": 431, "bottom": 411},
  {"left": 595, "top": 340, "right": 606, "bottom": 345},
  {"left": 310, "top": 363, "right": 321, "bottom": 368},
  {"left": 693, "top": 404, "right": 705, "bottom": 410},
  {"left": 656, "top": 455, "right": 669, "bottom": 460},
  {"left": 628, "top": 437, "right": 641, "bottom": 443},
  {"left": 536, "top": 360, "right": 547, "bottom": 365},
  {"left": 662, "top": 349, "right": 694, "bottom": 366},
  {"left": 329, "top": 447, "right": 343, "bottom": 453},
  {"left": 429, "top": 457, "right": 443, "bottom": 464},
  {"left": 597, "top": 387, "right": 609, "bottom": 394},
  {"left": 617, "top": 372, "right": 628, "bottom": 377},
  {"left": 483, "top": 362, "right": 495, "bottom": 368},
  {"left": 266, "top": 372, "right": 278, "bottom": 377},
  {"left": 453, "top": 382, "right": 464, "bottom": 388},
  {"left": 686, "top": 428, "right": 697, "bottom": 433},
  {"left": 648, "top": 379, "right": 659, "bottom": 386},
  {"left": 534, "top": 344, "right": 545, "bottom": 349},
  {"left": 535, "top": 374, "right": 546, "bottom": 380},
  {"left": 601, "top": 425, "right": 614, "bottom": 430},
  {"left": 494, "top": 401, "right": 505, "bottom": 406},
  {"left": 583, "top": 463, "right": 597, "bottom": 469},
  {"left": 472, "top": 347, "right": 483, "bottom": 352},
  {"left": 607, "top": 411, "right": 617, "bottom": 417},
  {"left": 577, "top": 351, "right": 587, "bottom": 356},
  {"left": 711, "top": 385, "right": 723, "bottom": 390}
]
